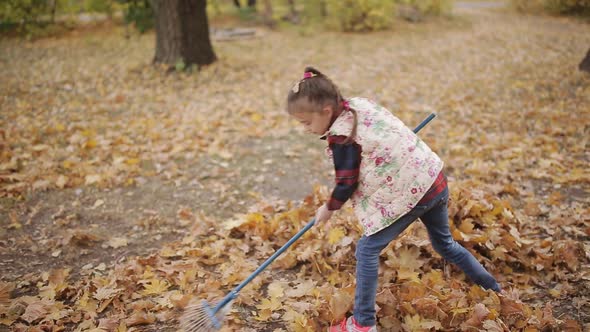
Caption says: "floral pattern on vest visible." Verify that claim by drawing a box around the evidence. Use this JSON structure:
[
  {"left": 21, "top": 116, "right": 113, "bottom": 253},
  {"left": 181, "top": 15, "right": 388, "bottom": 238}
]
[{"left": 328, "top": 97, "right": 443, "bottom": 235}]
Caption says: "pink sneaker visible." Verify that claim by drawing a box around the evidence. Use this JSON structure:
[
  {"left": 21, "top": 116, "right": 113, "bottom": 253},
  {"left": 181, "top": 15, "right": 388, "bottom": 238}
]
[{"left": 328, "top": 316, "right": 377, "bottom": 332}]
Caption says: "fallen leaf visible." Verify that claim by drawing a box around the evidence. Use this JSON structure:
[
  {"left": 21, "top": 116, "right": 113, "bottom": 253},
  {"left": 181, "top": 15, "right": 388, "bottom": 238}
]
[
  {"left": 21, "top": 301, "right": 47, "bottom": 324},
  {"left": 108, "top": 237, "right": 129, "bottom": 248}
]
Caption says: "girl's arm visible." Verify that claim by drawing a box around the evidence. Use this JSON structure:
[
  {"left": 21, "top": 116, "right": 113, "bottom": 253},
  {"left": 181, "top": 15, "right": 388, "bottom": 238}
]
[{"left": 326, "top": 135, "right": 361, "bottom": 210}]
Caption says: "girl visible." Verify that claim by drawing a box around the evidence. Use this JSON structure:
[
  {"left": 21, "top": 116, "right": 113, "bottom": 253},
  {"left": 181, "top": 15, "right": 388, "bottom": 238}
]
[{"left": 286, "top": 67, "right": 501, "bottom": 332}]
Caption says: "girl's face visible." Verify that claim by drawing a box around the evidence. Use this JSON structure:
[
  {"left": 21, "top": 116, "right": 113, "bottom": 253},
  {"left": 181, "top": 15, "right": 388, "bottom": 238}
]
[{"left": 291, "top": 106, "right": 334, "bottom": 135}]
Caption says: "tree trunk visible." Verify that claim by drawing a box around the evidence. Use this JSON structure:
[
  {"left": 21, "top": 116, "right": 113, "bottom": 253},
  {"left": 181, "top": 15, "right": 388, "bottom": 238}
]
[
  {"left": 234, "top": 0, "right": 257, "bottom": 10},
  {"left": 262, "top": 0, "right": 275, "bottom": 28},
  {"left": 50, "top": 0, "right": 57, "bottom": 23},
  {"left": 283, "top": 0, "right": 300, "bottom": 24},
  {"left": 287, "top": 0, "right": 297, "bottom": 17},
  {"left": 580, "top": 48, "right": 590, "bottom": 72},
  {"left": 153, "top": 0, "right": 216, "bottom": 67},
  {"left": 319, "top": 0, "right": 327, "bottom": 17}
]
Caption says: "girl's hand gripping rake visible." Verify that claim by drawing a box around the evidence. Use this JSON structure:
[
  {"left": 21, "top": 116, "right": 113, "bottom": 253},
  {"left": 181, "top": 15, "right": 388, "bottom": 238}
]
[{"left": 180, "top": 113, "right": 437, "bottom": 332}]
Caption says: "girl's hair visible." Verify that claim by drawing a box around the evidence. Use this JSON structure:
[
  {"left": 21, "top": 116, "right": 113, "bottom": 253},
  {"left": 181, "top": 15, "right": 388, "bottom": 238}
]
[{"left": 287, "top": 66, "right": 358, "bottom": 144}]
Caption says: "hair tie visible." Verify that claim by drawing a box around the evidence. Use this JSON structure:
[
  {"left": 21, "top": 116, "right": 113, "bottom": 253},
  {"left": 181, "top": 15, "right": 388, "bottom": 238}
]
[
  {"left": 292, "top": 72, "right": 317, "bottom": 93},
  {"left": 303, "top": 72, "right": 317, "bottom": 79},
  {"left": 342, "top": 100, "right": 350, "bottom": 110}
]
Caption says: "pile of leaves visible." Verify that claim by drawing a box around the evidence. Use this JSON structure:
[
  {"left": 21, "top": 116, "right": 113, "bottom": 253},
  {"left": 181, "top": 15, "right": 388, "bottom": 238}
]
[{"left": 1, "top": 181, "right": 588, "bottom": 331}]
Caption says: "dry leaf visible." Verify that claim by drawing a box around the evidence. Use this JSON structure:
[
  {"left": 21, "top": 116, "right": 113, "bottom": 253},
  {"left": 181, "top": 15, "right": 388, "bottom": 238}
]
[
  {"left": 108, "top": 237, "right": 129, "bottom": 249},
  {"left": 125, "top": 312, "right": 156, "bottom": 326},
  {"left": 21, "top": 301, "right": 47, "bottom": 324},
  {"left": 141, "top": 279, "right": 170, "bottom": 295},
  {"left": 285, "top": 280, "right": 315, "bottom": 298}
]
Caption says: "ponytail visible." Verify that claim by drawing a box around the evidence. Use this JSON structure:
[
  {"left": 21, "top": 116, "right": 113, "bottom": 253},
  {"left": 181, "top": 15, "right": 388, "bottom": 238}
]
[{"left": 304, "top": 66, "right": 323, "bottom": 76}]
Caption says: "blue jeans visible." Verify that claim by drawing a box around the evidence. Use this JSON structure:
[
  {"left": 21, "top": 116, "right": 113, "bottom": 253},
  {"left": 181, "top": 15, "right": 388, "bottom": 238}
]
[{"left": 353, "top": 187, "right": 501, "bottom": 326}]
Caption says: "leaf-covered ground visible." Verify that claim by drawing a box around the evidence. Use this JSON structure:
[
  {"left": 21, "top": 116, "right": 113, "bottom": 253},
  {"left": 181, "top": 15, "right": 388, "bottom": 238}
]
[{"left": 1, "top": 4, "right": 590, "bottom": 332}]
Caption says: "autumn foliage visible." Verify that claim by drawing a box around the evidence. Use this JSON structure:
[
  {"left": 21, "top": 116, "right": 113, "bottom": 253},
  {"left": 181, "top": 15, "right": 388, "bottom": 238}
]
[
  {"left": 1, "top": 182, "right": 588, "bottom": 331},
  {"left": 1, "top": 3, "right": 590, "bottom": 332}
]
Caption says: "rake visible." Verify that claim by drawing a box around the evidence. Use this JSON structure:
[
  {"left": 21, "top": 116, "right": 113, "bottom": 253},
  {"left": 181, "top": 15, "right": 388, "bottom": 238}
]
[{"left": 180, "top": 113, "right": 437, "bottom": 332}]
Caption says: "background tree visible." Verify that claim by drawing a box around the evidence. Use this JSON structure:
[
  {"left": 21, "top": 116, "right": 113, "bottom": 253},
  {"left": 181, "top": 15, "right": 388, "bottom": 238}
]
[
  {"left": 580, "top": 48, "right": 590, "bottom": 72},
  {"left": 261, "top": 0, "right": 275, "bottom": 27},
  {"left": 232, "top": 0, "right": 256, "bottom": 9},
  {"left": 153, "top": 0, "right": 216, "bottom": 67}
]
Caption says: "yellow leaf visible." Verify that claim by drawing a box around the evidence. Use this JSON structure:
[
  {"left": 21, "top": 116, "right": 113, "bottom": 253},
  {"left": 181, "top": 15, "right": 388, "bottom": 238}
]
[
  {"left": 255, "top": 308, "right": 273, "bottom": 321},
  {"left": 108, "top": 237, "right": 128, "bottom": 249},
  {"left": 422, "top": 270, "right": 443, "bottom": 287},
  {"left": 548, "top": 288, "right": 561, "bottom": 297},
  {"left": 8, "top": 221, "right": 21, "bottom": 230},
  {"left": 389, "top": 246, "right": 423, "bottom": 272},
  {"left": 125, "top": 158, "right": 140, "bottom": 165},
  {"left": 62, "top": 160, "right": 74, "bottom": 169},
  {"left": 78, "top": 291, "right": 98, "bottom": 313},
  {"left": 256, "top": 297, "right": 282, "bottom": 311},
  {"left": 402, "top": 314, "right": 424, "bottom": 332},
  {"left": 160, "top": 246, "right": 178, "bottom": 257},
  {"left": 85, "top": 174, "right": 102, "bottom": 185},
  {"left": 397, "top": 269, "right": 420, "bottom": 281},
  {"left": 285, "top": 280, "right": 315, "bottom": 298},
  {"left": 141, "top": 279, "right": 170, "bottom": 295},
  {"left": 81, "top": 129, "right": 95, "bottom": 137},
  {"left": 250, "top": 113, "right": 263, "bottom": 122},
  {"left": 403, "top": 314, "right": 442, "bottom": 332},
  {"left": 84, "top": 139, "right": 97, "bottom": 149},
  {"left": 223, "top": 212, "right": 264, "bottom": 230},
  {"left": 283, "top": 309, "right": 302, "bottom": 322},
  {"left": 94, "top": 287, "right": 122, "bottom": 301},
  {"left": 451, "top": 307, "right": 471, "bottom": 315},
  {"left": 223, "top": 214, "right": 249, "bottom": 230},
  {"left": 267, "top": 282, "right": 285, "bottom": 299},
  {"left": 44, "top": 268, "right": 71, "bottom": 291},
  {"left": 328, "top": 227, "right": 345, "bottom": 245},
  {"left": 39, "top": 284, "right": 56, "bottom": 300},
  {"left": 459, "top": 218, "right": 474, "bottom": 234},
  {"left": 55, "top": 123, "right": 66, "bottom": 132},
  {"left": 56, "top": 175, "right": 68, "bottom": 188}
]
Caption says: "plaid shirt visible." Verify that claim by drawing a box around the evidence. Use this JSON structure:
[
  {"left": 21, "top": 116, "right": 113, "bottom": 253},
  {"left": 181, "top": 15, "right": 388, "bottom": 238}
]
[
  {"left": 325, "top": 135, "right": 447, "bottom": 211},
  {"left": 326, "top": 135, "right": 362, "bottom": 211}
]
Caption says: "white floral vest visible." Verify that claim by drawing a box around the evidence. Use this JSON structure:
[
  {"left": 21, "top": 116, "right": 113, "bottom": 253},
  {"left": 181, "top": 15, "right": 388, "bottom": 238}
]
[{"left": 328, "top": 97, "right": 443, "bottom": 236}]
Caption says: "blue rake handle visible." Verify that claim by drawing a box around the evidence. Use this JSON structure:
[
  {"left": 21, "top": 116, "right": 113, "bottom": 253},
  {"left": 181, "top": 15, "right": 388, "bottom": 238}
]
[{"left": 212, "top": 112, "right": 437, "bottom": 313}]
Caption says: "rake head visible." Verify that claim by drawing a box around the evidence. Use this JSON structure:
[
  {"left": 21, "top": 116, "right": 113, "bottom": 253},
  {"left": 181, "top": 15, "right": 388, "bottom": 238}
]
[{"left": 180, "top": 299, "right": 233, "bottom": 332}]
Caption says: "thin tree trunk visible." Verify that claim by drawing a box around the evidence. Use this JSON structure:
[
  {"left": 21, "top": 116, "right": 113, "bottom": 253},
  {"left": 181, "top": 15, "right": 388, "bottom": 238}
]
[
  {"left": 262, "top": 0, "right": 275, "bottom": 28},
  {"left": 287, "top": 0, "right": 296, "bottom": 17},
  {"left": 283, "top": 0, "right": 299, "bottom": 24},
  {"left": 50, "top": 0, "right": 57, "bottom": 23},
  {"left": 153, "top": 0, "right": 216, "bottom": 67},
  {"left": 580, "top": 48, "right": 590, "bottom": 72},
  {"left": 319, "top": 0, "right": 327, "bottom": 17}
]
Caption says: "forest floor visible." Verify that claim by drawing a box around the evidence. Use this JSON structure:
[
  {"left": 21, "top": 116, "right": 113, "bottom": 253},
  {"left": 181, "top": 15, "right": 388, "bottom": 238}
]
[{"left": 1, "top": 2, "right": 589, "bottom": 331}]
